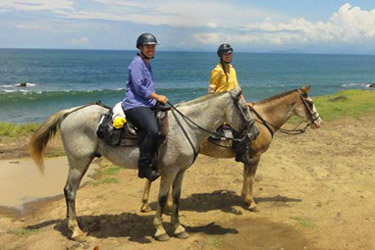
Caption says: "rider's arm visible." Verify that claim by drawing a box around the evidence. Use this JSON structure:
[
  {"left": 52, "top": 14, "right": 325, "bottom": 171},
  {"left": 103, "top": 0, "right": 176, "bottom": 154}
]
[
  {"left": 150, "top": 93, "right": 168, "bottom": 104},
  {"left": 129, "top": 61, "right": 154, "bottom": 100},
  {"left": 208, "top": 69, "right": 221, "bottom": 93}
]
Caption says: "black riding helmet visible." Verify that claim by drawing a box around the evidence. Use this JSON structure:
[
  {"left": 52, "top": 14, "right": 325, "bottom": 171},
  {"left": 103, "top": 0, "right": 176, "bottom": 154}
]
[
  {"left": 136, "top": 33, "right": 158, "bottom": 49},
  {"left": 217, "top": 43, "right": 233, "bottom": 58}
]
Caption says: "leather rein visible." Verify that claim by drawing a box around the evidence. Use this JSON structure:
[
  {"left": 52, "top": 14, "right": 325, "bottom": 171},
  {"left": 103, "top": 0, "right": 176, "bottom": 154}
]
[
  {"left": 167, "top": 92, "right": 250, "bottom": 162},
  {"left": 249, "top": 89, "right": 320, "bottom": 137}
]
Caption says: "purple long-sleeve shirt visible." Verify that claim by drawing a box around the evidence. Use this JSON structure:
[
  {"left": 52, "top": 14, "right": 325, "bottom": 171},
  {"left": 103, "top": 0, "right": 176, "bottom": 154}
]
[{"left": 122, "top": 55, "right": 157, "bottom": 111}]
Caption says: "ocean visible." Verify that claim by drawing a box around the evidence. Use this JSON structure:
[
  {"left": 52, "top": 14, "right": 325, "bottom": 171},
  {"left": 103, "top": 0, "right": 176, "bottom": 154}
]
[{"left": 0, "top": 48, "right": 374, "bottom": 123}]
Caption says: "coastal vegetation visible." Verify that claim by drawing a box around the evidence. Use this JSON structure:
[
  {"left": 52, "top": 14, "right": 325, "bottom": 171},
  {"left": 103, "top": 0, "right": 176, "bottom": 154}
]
[
  {"left": 0, "top": 122, "right": 39, "bottom": 140},
  {"left": 313, "top": 89, "right": 375, "bottom": 121}
]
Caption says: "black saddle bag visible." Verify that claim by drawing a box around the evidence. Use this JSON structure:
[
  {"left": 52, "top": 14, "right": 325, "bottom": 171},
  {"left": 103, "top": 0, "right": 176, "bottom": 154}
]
[{"left": 97, "top": 111, "right": 123, "bottom": 146}]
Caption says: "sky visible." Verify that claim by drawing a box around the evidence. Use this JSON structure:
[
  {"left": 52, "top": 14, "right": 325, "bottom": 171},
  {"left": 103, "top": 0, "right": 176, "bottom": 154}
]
[{"left": 1, "top": 0, "right": 375, "bottom": 54}]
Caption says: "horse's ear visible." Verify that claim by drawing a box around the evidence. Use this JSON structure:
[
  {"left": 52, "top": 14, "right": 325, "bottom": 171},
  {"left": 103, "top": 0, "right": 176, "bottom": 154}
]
[{"left": 300, "top": 85, "right": 311, "bottom": 94}]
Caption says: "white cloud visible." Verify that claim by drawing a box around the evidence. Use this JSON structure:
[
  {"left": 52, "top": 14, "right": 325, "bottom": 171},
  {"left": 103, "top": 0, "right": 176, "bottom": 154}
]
[
  {"left": 2, "top": 1, "right": 375, "bottom": 51},
  {"left": 206, "top": 22, "right": 218, "bottom": 29},
  {"left": 13, "top": 19, "right": 111, "bottom": 34},
  {"left": 2, "top": 0, "right": 285, "bottom": 28},
  {"left": 195, "top": 4, "right": 375, "bottom": 46},
  {"left": 15, "top": 23, "right": 57, "bottom": 32},
  {"left": 67, "top": 36, "right": 90, "bottom": 46},
  {"left": 1, "top": 0, "right": 74, "bottom": 11}
]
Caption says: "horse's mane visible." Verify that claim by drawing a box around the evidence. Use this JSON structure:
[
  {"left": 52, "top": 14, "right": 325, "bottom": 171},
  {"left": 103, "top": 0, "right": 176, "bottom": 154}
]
[
  {"left": 176, "top": 91, "right": 227, "bottom": 107},
  {"left": 254, "top": 89, "right": 298, "bottom": 104}
]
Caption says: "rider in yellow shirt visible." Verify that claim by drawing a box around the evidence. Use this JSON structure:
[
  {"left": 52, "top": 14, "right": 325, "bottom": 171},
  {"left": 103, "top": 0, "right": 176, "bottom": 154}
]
[
  {"left": 208, "top": 44, "right": 259, "bottom": 164},
  {"left": 209, "top": 44, "right": 238, "bottom": 93}
]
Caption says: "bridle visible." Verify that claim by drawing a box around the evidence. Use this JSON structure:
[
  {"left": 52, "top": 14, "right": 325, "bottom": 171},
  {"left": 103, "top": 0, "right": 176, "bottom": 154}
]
[
  {"left": 249, "top": 89, "right": 321, "bottom": 136},
  {"left": 297, "top": 89, "right": 320, "bottom": 125}
]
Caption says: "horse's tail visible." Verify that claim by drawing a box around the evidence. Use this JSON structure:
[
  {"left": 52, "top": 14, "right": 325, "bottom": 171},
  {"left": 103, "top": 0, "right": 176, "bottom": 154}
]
[{"left": 29, "top": 106, "right": 84, "bottom": 174}]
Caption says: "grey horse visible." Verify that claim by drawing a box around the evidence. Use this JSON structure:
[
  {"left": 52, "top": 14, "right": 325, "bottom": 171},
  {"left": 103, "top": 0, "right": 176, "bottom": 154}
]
[
  {"left": 29, "top": 88, "right": 256, "bottom": 241},
  {"left": 140, "top": 86, "right": 322, "bottom": 213}
]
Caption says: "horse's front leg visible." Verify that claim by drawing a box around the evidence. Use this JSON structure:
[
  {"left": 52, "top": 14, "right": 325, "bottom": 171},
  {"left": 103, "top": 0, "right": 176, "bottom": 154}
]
[
  {"left": 171, "top": 171, "right": 189, "bottom": 239},
  {"left": 241, "top": 159, "right": 260, "bottom": 211},
  {"left": 153, "top": 173, "right": 176, "bottom": 241}
]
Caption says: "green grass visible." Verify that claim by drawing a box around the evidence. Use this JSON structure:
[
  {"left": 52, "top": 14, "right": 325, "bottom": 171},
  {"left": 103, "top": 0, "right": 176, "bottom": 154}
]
[
  {"left": 90, "top": 165, "right": 122, "bottom": 179},
  {"left": 102, "top": 166, "right": 122, "bottom": 175},
  {"left": 287, "top": 90, "right": 375, "bottom": 124},
  {"left": 290, "top": 216, "right": 315, "bottom": 228},
  {"left": 312, "top": 90, "right": 375, "bottom": 121},
  {"left": 0, "top": 122, "right": 40, "bottom": 139},
  {"left": 93, "top": 177, "right": 119, "bottom": 186},
  {"left": 91, "top": 165, "right": 122, "bottom": 186},
  {"left": 10, "top": 228, "right": 39, "bottom": 236}
]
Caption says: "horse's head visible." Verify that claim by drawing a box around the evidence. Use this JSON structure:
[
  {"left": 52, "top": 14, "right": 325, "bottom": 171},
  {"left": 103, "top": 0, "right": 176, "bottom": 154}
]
[
  {"left": 294, "top": 85, "right": 322, "bottom": 129},
  {"left": 225, "top": 87, "right": 259, "bottom": 137}
]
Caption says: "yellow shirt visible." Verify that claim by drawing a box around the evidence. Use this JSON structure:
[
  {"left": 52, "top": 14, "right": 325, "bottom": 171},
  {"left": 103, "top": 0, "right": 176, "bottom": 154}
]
[{"left": 209, "top": 63, "right": 238, "bottom": 93}]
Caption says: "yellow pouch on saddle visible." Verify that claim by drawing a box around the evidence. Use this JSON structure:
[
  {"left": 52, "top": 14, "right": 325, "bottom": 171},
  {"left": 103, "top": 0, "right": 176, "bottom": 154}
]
[{"left": 113, "top": 117, "right": 127, "bottom": 129}]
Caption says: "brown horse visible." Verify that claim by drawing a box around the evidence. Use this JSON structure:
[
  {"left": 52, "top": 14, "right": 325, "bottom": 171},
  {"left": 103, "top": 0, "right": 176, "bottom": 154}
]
[{"left": 140, "top": 86, "right": 322, "bottom": 212}]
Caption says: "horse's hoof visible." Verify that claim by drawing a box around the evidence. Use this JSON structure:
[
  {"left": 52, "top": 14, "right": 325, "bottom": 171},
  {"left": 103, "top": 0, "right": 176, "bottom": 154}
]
[
  {"left": 72, "top": 232, "right": 87, "bottom": 242},
  {"left": 155, "top": 233, "right": 170, "bottom": 241},
  {"left": 166, "top": 204, "right": 173, "bottom": 213},
  {"left": 175, "top": 231, "right": 189, "bottom": 239},
  {"left": 249, "top": 207, "right": 260, "bottom": 212},
  {"left": 140, "top": 204, "right": 152, "bottom": 213}
]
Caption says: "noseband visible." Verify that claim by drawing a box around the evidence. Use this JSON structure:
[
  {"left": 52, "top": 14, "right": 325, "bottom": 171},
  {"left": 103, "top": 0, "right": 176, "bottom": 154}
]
[{"left": 297, "top": 89, "right": 321, "bottom": 125}]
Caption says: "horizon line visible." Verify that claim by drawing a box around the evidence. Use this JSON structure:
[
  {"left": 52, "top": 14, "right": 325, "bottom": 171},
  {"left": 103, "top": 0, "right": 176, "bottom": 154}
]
[{"left": 1, "top": 47, "right": 375, "bottom": 57}]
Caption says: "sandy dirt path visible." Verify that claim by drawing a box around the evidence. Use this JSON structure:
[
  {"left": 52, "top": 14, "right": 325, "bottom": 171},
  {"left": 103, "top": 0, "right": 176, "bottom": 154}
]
[{"left": 0, "top": 115, "right": 374, "bottom": 250}]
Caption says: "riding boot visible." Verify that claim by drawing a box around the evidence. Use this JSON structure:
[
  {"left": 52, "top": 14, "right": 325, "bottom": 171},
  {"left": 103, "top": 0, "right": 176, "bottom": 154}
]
[
  {"left": 232, "top": 130, "right": 253, "bottom": 165},
  {"left": 138, "top": 153, "right": 160, "bottom": 182},
  {"left": 233, "top": 142, "right": 252, "bottom": 165}
]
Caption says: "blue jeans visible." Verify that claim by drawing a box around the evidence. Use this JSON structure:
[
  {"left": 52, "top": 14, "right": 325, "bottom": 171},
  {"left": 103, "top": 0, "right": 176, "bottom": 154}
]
[{"left": 125, "top": 107, "right": 159, "bottom": 167}]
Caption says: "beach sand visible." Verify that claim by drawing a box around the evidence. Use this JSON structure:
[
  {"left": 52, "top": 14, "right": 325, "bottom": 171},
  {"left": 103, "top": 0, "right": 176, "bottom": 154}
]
[{"left": 0, "top": 114, "right": 374, "bottom": 250}]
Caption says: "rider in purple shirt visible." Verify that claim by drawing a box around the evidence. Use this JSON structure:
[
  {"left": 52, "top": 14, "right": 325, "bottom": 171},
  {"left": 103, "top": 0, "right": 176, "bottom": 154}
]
[
  {"left": 122, "top": 33, "right": 168, "bottom": 182},
  {"left": 122, "top": 55, "right": 157, "bottom": 110}
]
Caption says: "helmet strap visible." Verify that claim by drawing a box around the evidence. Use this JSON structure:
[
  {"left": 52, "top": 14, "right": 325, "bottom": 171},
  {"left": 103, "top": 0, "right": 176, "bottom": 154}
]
[
  {"left": 139, "top": 51, "right": 154, "bottom": 60},
  {"left": 220, "top": 59, "right": 232, "bottom": 65}
]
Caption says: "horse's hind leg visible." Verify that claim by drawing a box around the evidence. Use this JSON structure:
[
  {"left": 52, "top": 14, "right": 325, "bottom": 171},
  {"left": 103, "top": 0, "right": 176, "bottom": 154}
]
[
  {"left": 140, "top": 180, "right": 152, "bottom": 212},
  {"left": 171, "top": 171, "right": 189, "bottom": 239},
  {"left": 141, "top": 180, "right": 173, "bottom": 213},
  {"left": 64, "top": 155, "right": 94, "bottom": 241}
]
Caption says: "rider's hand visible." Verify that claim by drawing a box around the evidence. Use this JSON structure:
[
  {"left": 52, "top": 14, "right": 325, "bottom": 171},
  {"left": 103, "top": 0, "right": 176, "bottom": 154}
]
[{"left": 156, "top": 94, "right": 168, "bottom": 104}]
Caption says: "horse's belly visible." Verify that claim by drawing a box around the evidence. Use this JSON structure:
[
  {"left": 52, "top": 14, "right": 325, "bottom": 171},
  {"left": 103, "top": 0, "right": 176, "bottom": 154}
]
[
  {"left": 200, "top": 140, "right": 235, "bottom": 158},
  {"left": 100, "top": 145, "right": 139, "bottom": 170}
]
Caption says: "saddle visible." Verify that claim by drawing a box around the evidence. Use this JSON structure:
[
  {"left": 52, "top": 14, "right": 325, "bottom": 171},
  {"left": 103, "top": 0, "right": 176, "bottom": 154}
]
[
  {"left": 208, "top": 124, "right": 234, "bottom": 141},
  {"left": 208, "top": 124, "right": 252, "bottom": 164},
  {"left": 97, "top": 104, "right": 169, "bottom": 147}
]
